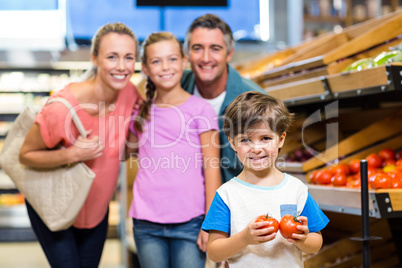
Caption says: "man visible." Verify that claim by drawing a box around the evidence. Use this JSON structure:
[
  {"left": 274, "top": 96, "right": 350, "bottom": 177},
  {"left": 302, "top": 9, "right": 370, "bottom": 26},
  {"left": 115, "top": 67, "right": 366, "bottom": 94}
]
[{"left": 181, "top": 13, "right": 266, "bottom": 183}]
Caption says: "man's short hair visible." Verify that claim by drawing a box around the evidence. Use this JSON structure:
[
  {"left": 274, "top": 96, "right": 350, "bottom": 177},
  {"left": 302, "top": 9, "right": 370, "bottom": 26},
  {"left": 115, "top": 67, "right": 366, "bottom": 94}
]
[{"left": 184, "top": 14, "right": 235, "bottom": 55}]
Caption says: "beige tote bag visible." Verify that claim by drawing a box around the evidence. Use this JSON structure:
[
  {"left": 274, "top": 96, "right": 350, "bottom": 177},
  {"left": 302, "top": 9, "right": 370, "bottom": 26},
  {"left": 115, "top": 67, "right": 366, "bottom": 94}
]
[{"left": 0, "top": 97, "right": 95, "bottom": 231}]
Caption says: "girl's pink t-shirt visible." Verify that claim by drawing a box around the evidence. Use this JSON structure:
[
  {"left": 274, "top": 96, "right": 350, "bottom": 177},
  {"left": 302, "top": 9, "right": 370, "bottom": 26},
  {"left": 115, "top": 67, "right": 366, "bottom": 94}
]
[
  {"left": 35, "top": 82, "right": 140, "bottom": 228},
  {"left": 128, "top": 95, "right": 219, "bottom": 224}
]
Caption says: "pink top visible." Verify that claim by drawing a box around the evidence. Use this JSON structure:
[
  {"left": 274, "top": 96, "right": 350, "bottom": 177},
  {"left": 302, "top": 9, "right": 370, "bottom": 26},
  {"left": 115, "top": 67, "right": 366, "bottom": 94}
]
[
  {"left": 128, "top": 95, "right": 219, "bottom": 224},
  {"left": 35, "top": 82, "right": 140, "bottom": 228}
]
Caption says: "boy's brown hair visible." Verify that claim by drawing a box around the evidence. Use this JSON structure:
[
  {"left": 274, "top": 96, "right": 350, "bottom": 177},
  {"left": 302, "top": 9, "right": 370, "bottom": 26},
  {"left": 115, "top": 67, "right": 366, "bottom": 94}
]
[{"left": 223, "top": 91, "right": 294, "bottom": 138}]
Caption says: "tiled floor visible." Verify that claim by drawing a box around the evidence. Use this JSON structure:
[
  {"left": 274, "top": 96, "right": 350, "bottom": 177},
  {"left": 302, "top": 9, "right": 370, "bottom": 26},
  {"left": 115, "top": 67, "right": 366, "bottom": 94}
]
[
  {"left": 0, "top": 239, "right": 124, "bottom": 268},
  {"left": 0, "top": 239, "right": 219, "bottom": 268}
]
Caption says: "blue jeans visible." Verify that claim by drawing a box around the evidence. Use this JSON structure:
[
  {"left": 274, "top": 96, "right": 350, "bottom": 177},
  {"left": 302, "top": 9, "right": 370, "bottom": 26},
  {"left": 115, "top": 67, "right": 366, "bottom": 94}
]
[
  {"left": 133, "top": 215, "right": 206, "bottom": 268},
  {"left": 26, "top": 200, "right": 109, "bottom": 268}
]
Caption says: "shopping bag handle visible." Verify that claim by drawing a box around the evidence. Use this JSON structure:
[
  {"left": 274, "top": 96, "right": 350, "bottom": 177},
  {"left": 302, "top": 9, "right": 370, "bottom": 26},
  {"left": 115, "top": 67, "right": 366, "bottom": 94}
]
[{"left": 47, "top": 97, "right": 88, "bottom": 138}]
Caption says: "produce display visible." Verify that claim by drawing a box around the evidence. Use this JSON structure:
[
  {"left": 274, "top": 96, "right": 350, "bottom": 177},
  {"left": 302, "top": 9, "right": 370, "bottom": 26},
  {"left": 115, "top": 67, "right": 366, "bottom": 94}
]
[
  {"left": 307, "top": 148, "right": 402, "bottom": 189},
  {"left": 284, "top": 148, "right": 314, "bottom": 163},
  {"left": 343, "top": 45, "right": 402, "bottom": 72},
  {"left": 0, "top": 193, "right": 24, "bottom": 206}
]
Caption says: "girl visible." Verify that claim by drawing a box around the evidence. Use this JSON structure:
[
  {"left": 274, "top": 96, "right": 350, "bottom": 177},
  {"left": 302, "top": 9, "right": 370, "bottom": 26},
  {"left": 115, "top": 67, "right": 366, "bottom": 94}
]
[
  {"left": 128, "top": 32, "right": 221, "bottom": 268},
  {"left": 19, "top": 22, "right": 141, "bottom": 268}
]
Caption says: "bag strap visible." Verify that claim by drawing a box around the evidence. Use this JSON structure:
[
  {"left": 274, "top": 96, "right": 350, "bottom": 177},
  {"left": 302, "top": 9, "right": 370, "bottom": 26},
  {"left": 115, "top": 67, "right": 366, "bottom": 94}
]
[{"left": 47, "top": 97, "right": 88, "bottom": 139}]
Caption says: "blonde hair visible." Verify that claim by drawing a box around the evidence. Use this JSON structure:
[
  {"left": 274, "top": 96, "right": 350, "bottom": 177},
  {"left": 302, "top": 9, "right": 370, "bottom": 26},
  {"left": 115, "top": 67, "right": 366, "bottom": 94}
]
[
  {"left": 134, "top": 32, "right": 183, "bottom": 133},
  {"left": 80, "top": 22, "right": 137, "bottom": 81}
]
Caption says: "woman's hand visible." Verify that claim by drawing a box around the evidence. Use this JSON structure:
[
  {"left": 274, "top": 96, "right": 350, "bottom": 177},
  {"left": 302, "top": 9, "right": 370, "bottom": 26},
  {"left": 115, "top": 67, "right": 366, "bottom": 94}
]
[
  {"left": 69, "top": 134, "right": 104, "bottom": 163},
  {"left": 134, "top": 98, "right": 144, "bottom": 110}
]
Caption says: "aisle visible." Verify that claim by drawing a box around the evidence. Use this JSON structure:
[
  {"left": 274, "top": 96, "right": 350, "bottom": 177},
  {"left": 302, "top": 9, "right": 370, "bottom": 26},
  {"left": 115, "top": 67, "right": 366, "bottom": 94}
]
[{"left": 0, "top": 239, "right": 123, "bottom": 268}]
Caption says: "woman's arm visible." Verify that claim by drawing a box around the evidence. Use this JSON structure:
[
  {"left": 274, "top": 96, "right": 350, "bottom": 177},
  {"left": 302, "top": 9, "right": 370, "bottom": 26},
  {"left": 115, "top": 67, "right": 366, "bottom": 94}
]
[{"left": 19, "top": 123, "right": 103, "bottom": 168}]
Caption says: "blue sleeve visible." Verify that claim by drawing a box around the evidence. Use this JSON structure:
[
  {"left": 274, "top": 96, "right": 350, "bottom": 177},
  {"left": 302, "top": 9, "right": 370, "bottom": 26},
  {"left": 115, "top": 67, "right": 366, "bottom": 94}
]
[
  {"left": 202, "top": 193, "right": 230, "bottom": 235},
  {"left": 301, "top": 193, "right": 329, "bottom": 233}
]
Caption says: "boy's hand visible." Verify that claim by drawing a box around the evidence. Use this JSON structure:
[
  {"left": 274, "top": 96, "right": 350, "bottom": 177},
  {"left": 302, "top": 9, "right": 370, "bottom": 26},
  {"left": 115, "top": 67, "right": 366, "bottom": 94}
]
[
  {"left": 286, "top": 216, "right": 309, "bottom": 245},
  {"left": 240, "top": 216, "right": 277, "bottom": 245}
]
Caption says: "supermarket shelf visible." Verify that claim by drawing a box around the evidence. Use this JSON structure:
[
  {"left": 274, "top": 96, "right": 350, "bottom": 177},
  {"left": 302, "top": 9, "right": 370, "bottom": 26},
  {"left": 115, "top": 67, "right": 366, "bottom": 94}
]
[
  {"left": 0, "top": 227, "right": 36, "bottom": 242},
  {"left": 0, "top": 205, "right": 30, "bottom": 228},
  {"left": 280, "top": 64, "right": 402, "bottom": 107},
  {"left": 0, "top": 91, "right": 50, "bottom": 95},
  {"left": 308, "top": 185, "right": 402, "bottom": 219}
]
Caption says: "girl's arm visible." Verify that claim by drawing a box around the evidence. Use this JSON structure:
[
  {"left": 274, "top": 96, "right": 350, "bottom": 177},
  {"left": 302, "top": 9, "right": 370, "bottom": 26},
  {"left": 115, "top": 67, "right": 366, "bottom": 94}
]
[
  {"left": 287, "top": 216, "right": 323, "bottom": 254},
  {"left": 197, "top": 130, "right": 221, "bottom": 252},
  {"left": 200, "top": 130, "right": 221, "bottom": 213},
  {"left": 19, "top": 123, "right": 103, "bottom": 168},
  {"left": 207, "top": 218, "right": 276, "bottom": 263}
]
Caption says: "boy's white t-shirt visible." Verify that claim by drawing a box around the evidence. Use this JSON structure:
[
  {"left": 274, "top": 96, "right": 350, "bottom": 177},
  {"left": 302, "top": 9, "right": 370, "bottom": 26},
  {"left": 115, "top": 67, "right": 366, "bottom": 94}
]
[{"left": 202, "top": 174, "right": 329, "bottom": 267}]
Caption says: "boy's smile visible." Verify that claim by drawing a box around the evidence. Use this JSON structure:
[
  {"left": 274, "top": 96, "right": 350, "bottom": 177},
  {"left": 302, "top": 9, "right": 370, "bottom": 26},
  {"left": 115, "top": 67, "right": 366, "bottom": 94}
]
[{"left": 229, "top": 122, "right": 286, "bottom": 172}]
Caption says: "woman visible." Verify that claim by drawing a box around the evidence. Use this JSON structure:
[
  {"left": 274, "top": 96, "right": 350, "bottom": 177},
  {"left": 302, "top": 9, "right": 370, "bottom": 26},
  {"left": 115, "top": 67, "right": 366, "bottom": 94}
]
[{"left": 19, "top": 22, "right": 141, "bottom": 268}]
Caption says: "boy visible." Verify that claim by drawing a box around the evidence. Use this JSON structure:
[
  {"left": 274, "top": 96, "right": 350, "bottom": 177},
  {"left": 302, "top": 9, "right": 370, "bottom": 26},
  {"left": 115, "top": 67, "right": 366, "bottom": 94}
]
[{"left": 202, "top": 91, "right": 329, "bottom": 267}]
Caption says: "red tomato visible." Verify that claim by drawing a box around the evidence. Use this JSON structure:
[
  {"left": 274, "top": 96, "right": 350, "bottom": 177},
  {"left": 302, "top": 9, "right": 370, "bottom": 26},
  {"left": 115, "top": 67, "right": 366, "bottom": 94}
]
[
  {"left": 349, "top": 159, "right": 361, "bottom": 174},
  {"left": 331, "top": 163, "right": 350, "bottom": 175},
  {"left": 279, "top": 215, "right": 303, "bottom": 239},
  {"left": 396, "top": 158, "right": 402, "bottom": 167},
  {"left": 378, "top": 148, "right": 396, "bottom": 161},
  {"left": 317, "top": 170, "right": 333, "bottom": 185},
  {"left": 368, "top": 167, "right": 383, "bottom": 177},
  {"left": 347, "top": 178, "right": 361, "bottom": 188},
  {"left": 331, "top": 173, "right": 347, "bottom": 186},
  {"left": 383, "top": 159, "right": 396, "bottom": 167},
  {"left": 370, "top": 173, "right": 392, "bottom": 189},
  {"left": 366, "top": 153, "right": 383, "bottom": 169},
  {"left": 347, "top": 174, "right": 358, "bottom": 182},
  {"left": 255, "top": 214, "right": 279, "bottom": 233},
  {"left": 308, "top": 170, "right": 320, "bottom": 184},
  {"left": 388, "top": 171, "right": 402, "bottom": 189},
  {"left": 396, "top": 150, "right": 402, "bottom": 160},
  {"left": 392, "top": 178, "right": 402, "bottom": 189},
  {"left": 388, "top": 170, "right": 402, "bottom": 180}
]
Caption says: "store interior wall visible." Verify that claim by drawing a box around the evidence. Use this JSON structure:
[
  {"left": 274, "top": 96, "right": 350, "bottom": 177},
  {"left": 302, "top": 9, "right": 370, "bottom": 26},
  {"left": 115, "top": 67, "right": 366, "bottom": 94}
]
[{"left": 0, "top": 0, "right": 302, "bottom": 66}]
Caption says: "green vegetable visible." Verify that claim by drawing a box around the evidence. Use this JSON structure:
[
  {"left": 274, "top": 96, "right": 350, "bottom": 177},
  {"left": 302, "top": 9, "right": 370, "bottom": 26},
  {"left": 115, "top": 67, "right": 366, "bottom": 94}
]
[
  {"left": 373, "top": 51, "right": 400, "bottom": 66},
  {"left": 343, "top": 58, "right": 375, "bottom": 72}
]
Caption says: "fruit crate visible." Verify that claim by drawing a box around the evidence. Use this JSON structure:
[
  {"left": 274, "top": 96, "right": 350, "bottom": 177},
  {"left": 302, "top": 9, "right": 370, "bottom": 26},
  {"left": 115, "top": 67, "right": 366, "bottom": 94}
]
[
  {"left": 235, "top": 11, "right": 402, "bottom": 106},
  {"left": 279, "top": 108, "right": 402, "bottom": 173},
  {"left": 326, "top": 63, "right": 402, "bottom": 96},
  {"left": 304, "top": 108, "right": 402, "bottom": 171},
  {"left": 307, "top": 184, "right": 402, "bottom": 218},
  {"left": 248, "top": 10, "right": 402, "bottom": 86}
]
